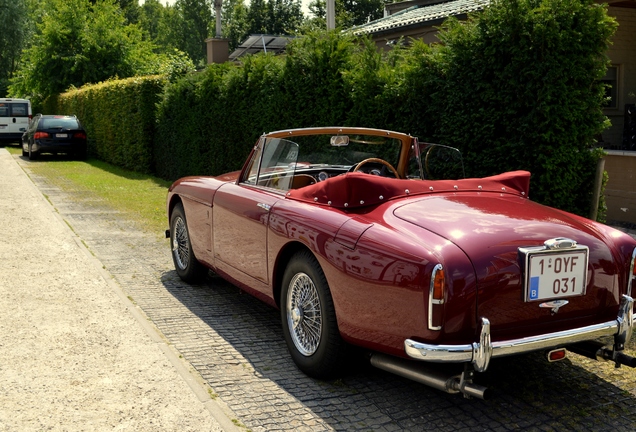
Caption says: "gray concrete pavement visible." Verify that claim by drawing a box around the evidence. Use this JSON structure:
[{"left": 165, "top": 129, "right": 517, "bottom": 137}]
[
  {"left": 3, "top": 147, "right": 636, "bottom": 431},
  {"left": 0, "top": 148, "right": 233, "bottom": 431}
]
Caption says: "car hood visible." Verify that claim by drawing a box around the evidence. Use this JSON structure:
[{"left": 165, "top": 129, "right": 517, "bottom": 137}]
[{"left": 393, "top": 193, "right": 627, "bottom": 339}]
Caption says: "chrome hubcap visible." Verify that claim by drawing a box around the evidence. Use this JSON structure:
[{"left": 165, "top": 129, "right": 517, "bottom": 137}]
[
  {"left": 287, "top": 272, "right": 322, "bottom": 356},
  {"left": 172, "top": 217, "right": 190, "bottom": 270}
]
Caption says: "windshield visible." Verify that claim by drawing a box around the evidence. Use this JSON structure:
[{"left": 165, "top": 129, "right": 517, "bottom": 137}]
[
  {"left": 241, "top": 133, "right": 404, "bottom": 191},
  {"left": 415, "top": 142, "right": 465, "bottom": 180},
  {"left": 291, "top": 134, "right": 401, "bottom": 168},
  {"left": 240, "top": 130, "right": 464, "bottom": 192},
  {"left": 40, "top": 117, "right": 79, "bottom": 129}
]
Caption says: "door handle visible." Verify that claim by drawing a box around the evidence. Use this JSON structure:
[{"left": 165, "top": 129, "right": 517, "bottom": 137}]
[{"left": 257, "top": 203, "right": 271, "bottom": 211}]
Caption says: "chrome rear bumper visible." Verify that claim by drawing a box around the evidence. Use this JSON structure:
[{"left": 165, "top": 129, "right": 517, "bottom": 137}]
[{"left": 405, "top": 295, "right": 634, "bottom": 372}]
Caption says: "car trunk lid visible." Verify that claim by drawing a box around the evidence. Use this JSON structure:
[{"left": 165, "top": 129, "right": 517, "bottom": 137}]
[{"left": 393, "top": 193, "right": 622, "bottom": 340}]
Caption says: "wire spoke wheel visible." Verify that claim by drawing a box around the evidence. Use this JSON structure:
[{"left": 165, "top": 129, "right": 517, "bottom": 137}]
[
  {"left": 281, "top": 251, "right": 347, "bottom": 379},
  {"left": 172, "top": 216, "right": 190, "bottom": 270},
  {"left": 169, "top": 203, "right": 206, "bottom": 282},
  {"left": 287, "top": 272, "right": 322, "bottom": 356}
]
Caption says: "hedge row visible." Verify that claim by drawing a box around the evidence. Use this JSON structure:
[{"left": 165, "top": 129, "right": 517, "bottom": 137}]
[
  {"left": 53, "top": 76, "right": 166, "bottom": 173},
  {"left": 51, "top": 0, "right": 615, "bottom": 217}
]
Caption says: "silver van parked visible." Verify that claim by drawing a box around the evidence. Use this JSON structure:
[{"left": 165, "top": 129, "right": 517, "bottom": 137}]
[{"left": 0, "top": 98, "right": 32, "bottom": 143}]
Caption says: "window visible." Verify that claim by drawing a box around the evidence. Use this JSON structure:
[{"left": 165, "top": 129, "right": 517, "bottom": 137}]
[
  {"left": 601, "top": 66, "right": 618, "bottom": 109},
  {"left": 10, "top": 103, "right": 28, "bottom": 116},
  {"left": 40, "top": 117, "right": 79, "bottom": 129}
]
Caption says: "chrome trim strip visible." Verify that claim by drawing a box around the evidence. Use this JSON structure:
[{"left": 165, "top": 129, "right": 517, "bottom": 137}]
[
  {"left": 407, "top": 295, "right": 634, "bottom": 372},
  {"left": 428, "top": 264, "right": 444, "bottom": 331}
]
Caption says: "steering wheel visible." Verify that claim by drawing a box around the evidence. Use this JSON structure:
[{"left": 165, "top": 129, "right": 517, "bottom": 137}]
[{"left": 352, "top": 158, "right": 400, "bottom": 178}]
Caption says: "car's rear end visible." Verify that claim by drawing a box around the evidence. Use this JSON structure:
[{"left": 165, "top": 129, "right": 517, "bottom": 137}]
[
  {"left": 31, "top": 115, "right": 87, "bottom": 159},
  {"left": 0, "top": 98, "right": 31, "bottom": 144},
  {"left": 375, "top": 189, "right": 636, "bottom": 398}
]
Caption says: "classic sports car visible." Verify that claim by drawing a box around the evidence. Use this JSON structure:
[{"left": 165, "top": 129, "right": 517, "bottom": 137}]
[{"left": 167, "top": 127, "right": 636, "bottom": 399}]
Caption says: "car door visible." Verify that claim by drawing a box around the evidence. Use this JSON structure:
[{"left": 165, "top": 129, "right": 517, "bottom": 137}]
[
  {"left": 213, "top": 184, "right": 280, "bottom": 287},
  {"left": 212, "top": 137, "right": 299, "bottom": 296}
]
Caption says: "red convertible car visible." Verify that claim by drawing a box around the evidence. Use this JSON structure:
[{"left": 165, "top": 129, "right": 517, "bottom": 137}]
[{"left": 167, "top": 127, "right": 636, "bottom": 399}]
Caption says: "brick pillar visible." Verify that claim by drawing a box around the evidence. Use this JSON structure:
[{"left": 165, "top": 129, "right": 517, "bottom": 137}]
[{"left": 205, "top": 38, "right": 230, "bottom": 64}]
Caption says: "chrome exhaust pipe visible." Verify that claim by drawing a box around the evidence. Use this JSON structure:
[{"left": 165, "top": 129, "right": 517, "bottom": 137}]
[{"left": 369, "top": 353, "right": 490, "bottom": 400}]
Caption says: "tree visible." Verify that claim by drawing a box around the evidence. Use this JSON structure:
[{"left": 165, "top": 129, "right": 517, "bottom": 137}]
[
  {"left": 9, "top": 0, "right": 160, "bottom": 103},
  {"left": 245, "top": 0, "right": 304, "bottom": 36},
  {"left": 174, "top": 0, "right": 214, "bottom": 66},
  {"left": 246, "top": 0, "right": 268, "bottom": 34},
  {"left": 267, "top": 0, "right": 303, "bottom": 35},
  {"left": 308, "top": 0, "right": 384, "bottom": 28},
  {"left": 222, "top": 0, "right": 249, "bottom": 51},
  {"left": 116, "top": 0, "right": 140, "bottom": 24},
  {"left": 139, "top": 0, "right": 164, "bottom": 43},
  {"left": 0, "top": 0, "right": 29, "bottom": 96}
]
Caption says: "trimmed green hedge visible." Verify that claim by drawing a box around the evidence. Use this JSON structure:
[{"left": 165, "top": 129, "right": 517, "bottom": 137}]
[
  {"left": 50, "top": 0, "right": 615, "bottom": 218},
  {"left": 54, "top": 76, "right": 166, "bottom": 173},
  {"left": 428, "top": 0, "right": 615, "bottom": 213}
]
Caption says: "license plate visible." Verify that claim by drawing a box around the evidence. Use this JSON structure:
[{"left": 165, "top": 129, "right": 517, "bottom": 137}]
[
  {"left": 521, "top": 247, "right": 588, "bottom": 302},
  {"left": 56, "top": 133, "right": 68, "bottom": 138}
]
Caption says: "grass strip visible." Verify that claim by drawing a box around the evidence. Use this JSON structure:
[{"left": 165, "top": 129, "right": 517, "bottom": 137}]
[{"left": 5, "top": 145, "right": 171, "bottom": 237}]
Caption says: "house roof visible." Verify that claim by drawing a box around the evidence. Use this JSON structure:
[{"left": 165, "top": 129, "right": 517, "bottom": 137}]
[{"left": 351, "top": 0, "right": 490, "bottom": 36}]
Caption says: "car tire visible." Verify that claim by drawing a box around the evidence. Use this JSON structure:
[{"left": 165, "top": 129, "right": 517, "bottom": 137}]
[
  {"left": 170, "top": 202, "right": 207, "bottom": 282},
  {"left": 281, "top": 250, "right": 347, "bottom": 379},
  {"left": 28, "top": 144, "right": 37, "bottom": 160}
]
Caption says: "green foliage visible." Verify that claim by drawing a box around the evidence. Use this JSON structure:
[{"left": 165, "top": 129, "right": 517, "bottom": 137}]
[
  {"left": 308, "top": 0, "right": 385, "bottom": 28},
  {"left": 9, "top": 0, "right": 161, "bottom": 105},
  {"left": 430, "top": 0, "right": 616, "bottom": 215},
  {"left": 0, "top": 0, "right": 29, "bottom": 96},
  {"left": 281, "top": 30, "right": 355, "bottom": 126},
  {"left": 50, "top": 0, "right": 615, "bottom": 218},
  {"left": 222, "top": 0, "right": 249, "bottom": 51},
  {"left": 242, "top": 0, "right": 304, "bottom": 44},
  {"left": 174, "top": 0, "right": 214, "bottom": 66},
  {"left": 55, "top": 75, "right": 167, "bottom": 173},
  {"left": 154, "top": 30, "right": 356, "bottom": 180},
  {"left": 157, "top": 50, "right": 196, "bottom": 82}
]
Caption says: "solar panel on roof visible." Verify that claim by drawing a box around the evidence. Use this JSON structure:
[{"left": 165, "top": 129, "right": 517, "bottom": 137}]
[{"left": 229, "top": 34, "right": 295, "bottom": 61}]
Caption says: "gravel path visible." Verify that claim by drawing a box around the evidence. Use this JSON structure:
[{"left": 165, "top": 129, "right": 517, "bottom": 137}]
[{"left": 0, "top": 148, "right": 230, "bottom": 431}]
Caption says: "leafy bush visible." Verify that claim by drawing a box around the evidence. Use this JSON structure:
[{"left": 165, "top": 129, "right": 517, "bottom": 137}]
[
  {"left": 56, "top": 0, "right": 616, "bottom": 218},
  {"left": 56, "top": 76, "right": 166, "bottom": 173},
  {"left": 429, "top": 0, "right": 616, "bottom": 214},
  {"left": 153, "top": 31, "right": 357, "bottom": 180}
]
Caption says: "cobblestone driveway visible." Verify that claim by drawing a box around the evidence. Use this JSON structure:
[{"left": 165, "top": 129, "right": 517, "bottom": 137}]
[{"left": 17, "top": 155, "right": 636, "bottom": 432}]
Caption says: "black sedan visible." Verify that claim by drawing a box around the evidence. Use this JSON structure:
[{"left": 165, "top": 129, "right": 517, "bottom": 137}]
[{"left": 22, "top": 114, "right": 87, "bottom": 160}]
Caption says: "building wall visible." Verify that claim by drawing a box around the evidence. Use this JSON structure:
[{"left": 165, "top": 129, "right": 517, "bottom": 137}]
[
  {"left": 604, "top": 151, "right": 636, "bottom": 225},
  {"left": 604, "top": 6, "right": 636, "bottom": 148}
]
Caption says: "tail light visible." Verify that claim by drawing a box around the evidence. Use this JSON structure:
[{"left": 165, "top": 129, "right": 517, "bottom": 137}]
[
  {"left": 428, "top": 264, "right": 445, "bottom": 331},
  {"left": 34, "top": 131, "right": 49, "bottom": 139},
  {"left": 74, "top": 131, "right": 87, "bottom": 139},
  {"left": 547, "top": 348, "right": 567, "bottom": 362}
]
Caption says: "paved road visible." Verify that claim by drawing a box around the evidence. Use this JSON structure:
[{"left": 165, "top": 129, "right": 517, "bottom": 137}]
[{"left": 5, "top": 148, "right": 636, "bottom": 431}]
